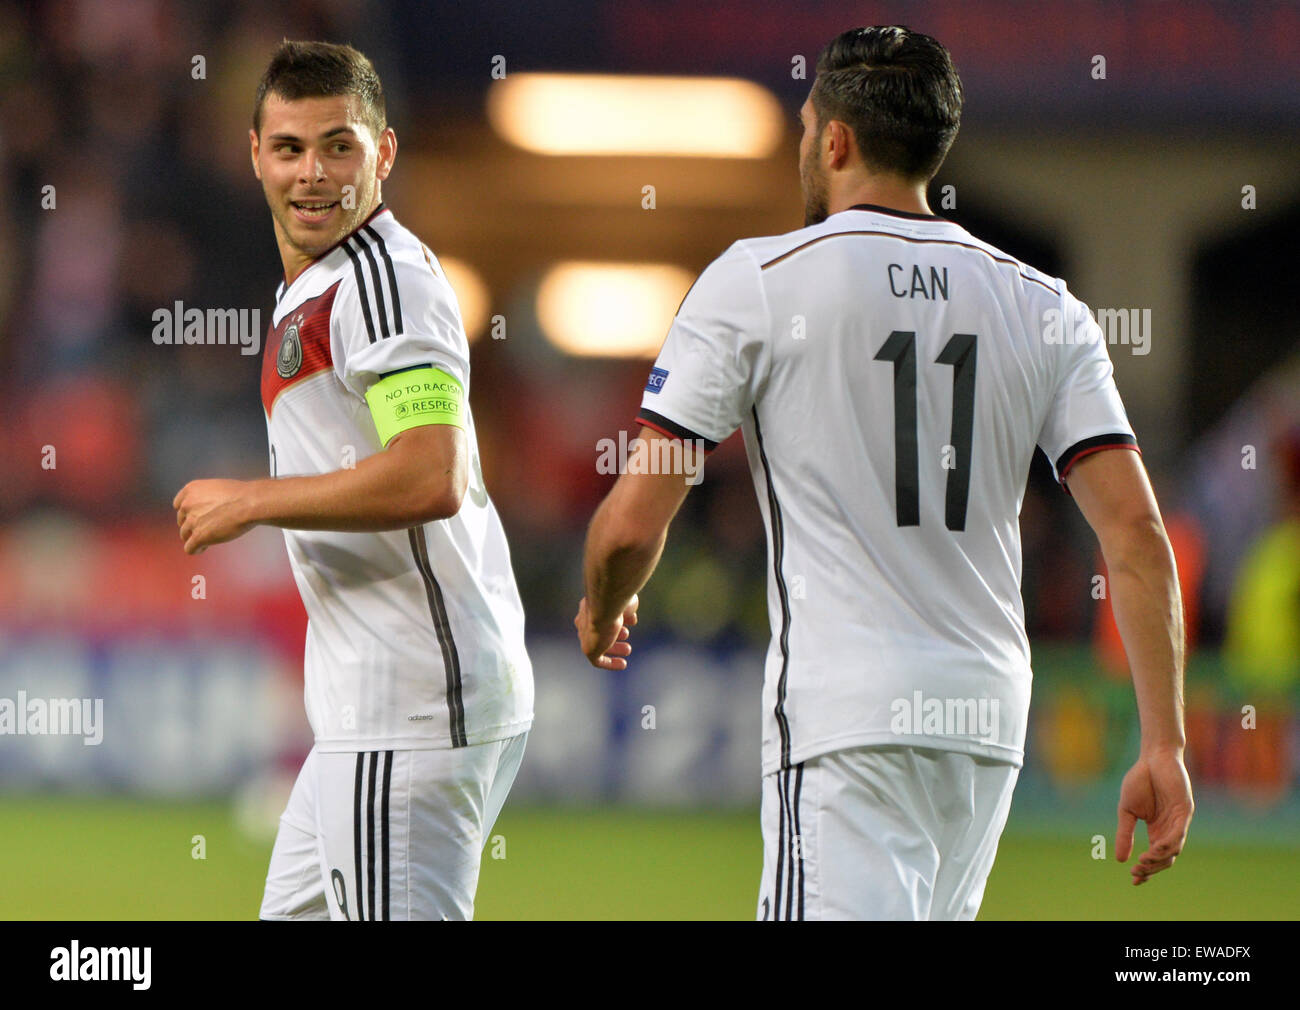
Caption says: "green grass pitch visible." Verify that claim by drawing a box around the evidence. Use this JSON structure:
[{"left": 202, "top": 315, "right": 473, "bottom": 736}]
[{"left": 0, "top": 797, "right": 1294, "bottom": 920}]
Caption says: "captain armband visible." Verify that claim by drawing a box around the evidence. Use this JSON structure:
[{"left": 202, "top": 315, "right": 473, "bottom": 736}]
[{"left": 364, "top": 366, "right": 465, "bottom": 447}]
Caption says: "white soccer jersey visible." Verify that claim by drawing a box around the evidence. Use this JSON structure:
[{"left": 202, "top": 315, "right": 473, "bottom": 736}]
[
  {"left": 261, "top": 204, "right": 533, "bottom": 752},
  {"left": 637, "top": 204, "right": 1137, "bottom": 776}
]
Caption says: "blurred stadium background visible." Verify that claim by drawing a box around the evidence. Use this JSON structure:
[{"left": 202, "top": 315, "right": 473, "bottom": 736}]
[{"left": 0, "top": 0, "right": 1297, "bottom": 919}]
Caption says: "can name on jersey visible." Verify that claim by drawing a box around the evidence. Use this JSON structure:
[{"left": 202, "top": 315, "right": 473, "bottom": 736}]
[{"left": 887, "top": 262, "right": 950, "bottom": 301}]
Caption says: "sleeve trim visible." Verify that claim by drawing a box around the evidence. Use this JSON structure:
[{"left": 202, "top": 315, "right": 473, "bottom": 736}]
[
  {"left": 1056, "top": 434, "right": 1140, "bottom": 487},
  {"left": 378, "top": 362, "right": 436, "bottom": 379},
  {"left": 635, "top": 410, "right": 720, "bottom": 452}
]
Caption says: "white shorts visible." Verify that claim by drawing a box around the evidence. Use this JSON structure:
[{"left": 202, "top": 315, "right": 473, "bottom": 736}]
[
  {"left": 259, "top": 732, "right": 527, "bottom": 921},
  {"left": 758, "top": 745, "right": 1019, "bottom": 920}
]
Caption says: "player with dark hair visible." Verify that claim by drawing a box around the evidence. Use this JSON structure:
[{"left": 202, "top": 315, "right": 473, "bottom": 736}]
[
  {"left": 174, "top": 40, "right": 533, "bottom": 920},
  {"left": 802, "top": 25, "right": 963, "bottom": 223},
  {"left": 577, "top": 25, "right": 1192, "bottom": 919}
]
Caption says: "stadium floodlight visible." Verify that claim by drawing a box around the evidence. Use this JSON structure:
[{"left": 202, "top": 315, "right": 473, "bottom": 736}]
[
  {"left": 536, "top": 261, "right": 694, "bottom": 357},
  {"left": 488, "top": 73, "right": 784, "bottom": 158}
]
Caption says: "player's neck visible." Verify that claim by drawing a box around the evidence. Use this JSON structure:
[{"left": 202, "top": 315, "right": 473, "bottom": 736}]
[
  {"left": 829, "top": 176, "right": 934, "bottom": 218},
  {"left": 279, "top": 244, "right": 315, "bottom": 289}
]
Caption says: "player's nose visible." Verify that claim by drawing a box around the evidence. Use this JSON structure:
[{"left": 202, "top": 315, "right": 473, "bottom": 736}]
[{"left": 298, "top": 154, "right": 326, "bottom": 183}]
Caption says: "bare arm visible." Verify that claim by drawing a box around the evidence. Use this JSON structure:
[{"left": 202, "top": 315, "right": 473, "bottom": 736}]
[
  {"left": 174, "top": 424, "right": 467, "bottom": 553},
  {"left": 576, "top": 428, "right": 698, "bottom": 668},
  {"left": 1066, "top": 448, "right": 1193, "bottom": 884}
]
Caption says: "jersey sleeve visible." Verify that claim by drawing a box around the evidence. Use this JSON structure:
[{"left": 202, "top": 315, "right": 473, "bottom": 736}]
[
  {"left": 332, "top": 244, "right": 470, "bottom": 404},
  {"left": 1036, "top": 286, "right": 1140, "bottom": 488},
  {"left": 636, "top": 242, "right": 770, "bottom": 450}
]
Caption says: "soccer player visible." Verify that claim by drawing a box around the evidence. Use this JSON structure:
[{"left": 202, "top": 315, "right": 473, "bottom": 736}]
[
  {"left": 172, "top": 41, "right": 533, "bottom": 920},
  {"left": 576, "top": 26, "right": 1193, "bottom": 919}
]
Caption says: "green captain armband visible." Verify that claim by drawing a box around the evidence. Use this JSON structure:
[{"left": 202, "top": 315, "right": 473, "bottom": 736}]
[{"left": 365, "top": 365, "right": 465, "bottom": 446}]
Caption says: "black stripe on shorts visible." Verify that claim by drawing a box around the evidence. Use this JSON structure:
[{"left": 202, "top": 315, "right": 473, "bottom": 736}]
[
  {"left": 381, "top": 750, "right": 393, "bottom": 920},
  {"left": 353, "top": 753, "right": 365, "bottom": 921}
]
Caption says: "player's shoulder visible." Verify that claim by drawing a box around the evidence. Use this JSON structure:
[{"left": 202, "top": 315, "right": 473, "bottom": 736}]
[
  {"left": 355, "top": 206, "right": 434, "bottom": 265},
  {"left": 331, "top": 206, "right": 442, "bottom": 286},
  {"left": 329, "top": 206, "right": 459, "bottom": 324},
  {"left": 940, "top": 222, "right": 1068, "bottom": 306},
  {"left": 719, "top": 219, "right": 838, "bottom": 273},
  {"left": 684, "top": 224, "right": 838, "bottom": 294}
]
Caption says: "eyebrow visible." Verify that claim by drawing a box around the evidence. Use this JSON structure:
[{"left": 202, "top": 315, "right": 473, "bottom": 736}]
[{"left": 266, "top": 126, "right": 358, "bottom": 143}]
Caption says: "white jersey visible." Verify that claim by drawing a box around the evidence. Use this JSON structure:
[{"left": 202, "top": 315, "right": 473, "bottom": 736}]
[
  {"left": 637, "top": 204, "right": 1137, "bottom": 776},
  {"left": 262, "top": 204, "right": 533, "bottom": 752}
]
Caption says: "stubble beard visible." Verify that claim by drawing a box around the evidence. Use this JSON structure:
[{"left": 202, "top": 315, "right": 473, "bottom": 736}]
[
  {"left": 268, "top": 176, "right": 376, "bottom": 261},
  {"left": 801, "top": 156, "right": 829, "bottom": 228}
]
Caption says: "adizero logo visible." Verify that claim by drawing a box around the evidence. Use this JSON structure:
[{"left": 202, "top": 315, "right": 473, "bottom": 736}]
[
  {"left": 50, "top": 941, "right": 151, "bottom": 990},
  {"left": 889, "top": 690, "right": 1000, "bottom": 742}
]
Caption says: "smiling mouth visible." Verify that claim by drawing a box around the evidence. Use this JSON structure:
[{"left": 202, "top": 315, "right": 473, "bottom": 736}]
[{"left": 291, "top": 200, "right": 338, "bottom": 220}]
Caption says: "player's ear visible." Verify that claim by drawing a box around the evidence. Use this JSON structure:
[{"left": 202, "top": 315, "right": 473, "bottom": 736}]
[
  {"left": 376, "top": 127, "right": 397, "bottom": 182},
  {"left": 250, "top": 128, "right": 262, "bottom": 180},
  {"left": 826, "top": 119, "right": 853, "bottom": 170}
]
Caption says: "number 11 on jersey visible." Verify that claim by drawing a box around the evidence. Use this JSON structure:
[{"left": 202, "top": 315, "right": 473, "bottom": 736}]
[{"left": 874, "top": 330, "right": 977, "bottom": 532}]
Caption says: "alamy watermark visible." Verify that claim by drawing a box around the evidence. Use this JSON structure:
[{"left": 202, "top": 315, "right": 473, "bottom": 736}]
[
  {"left": 50, "top": 942, "right": 150, "bottom": 989},
  {"left": 596, "top": 430, "right": 705, "bottom": 485},
  {"left": 890, "top": 690, "right": 1000, "bottom": 741},
  {"left": 0, "top": 692, "right": 103, "bottom": 745},
  {"left": 1042, "top": 306, "right": 1151, "bottom": 356},
  {"left": 152, "top": 301, "right": 261, "bottom": 355}
]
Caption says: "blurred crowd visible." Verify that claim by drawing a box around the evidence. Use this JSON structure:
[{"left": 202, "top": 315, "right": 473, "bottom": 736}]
[{"left": 0, "top": 0, "right": 1296, "bottom": 721}]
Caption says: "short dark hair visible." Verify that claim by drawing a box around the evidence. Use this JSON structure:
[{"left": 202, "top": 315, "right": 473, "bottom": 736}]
[
  {"left": 253, "top": 40, "right": 386, "bottom": 139},
  {"left": 811, "top": 26, "right": 963, "bottom": 182}
]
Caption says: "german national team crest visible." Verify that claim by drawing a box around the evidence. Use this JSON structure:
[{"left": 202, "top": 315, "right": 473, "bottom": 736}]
[
  {"left": 261, "top": 285, "right": 339, "bottom": 417},
  {"left": 276, "top": 322, "right": 303, "bottom": 378}
]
